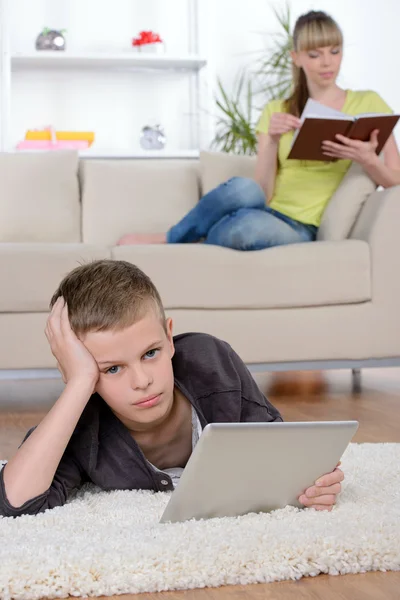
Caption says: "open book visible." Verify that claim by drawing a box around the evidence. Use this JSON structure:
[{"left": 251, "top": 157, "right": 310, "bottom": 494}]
[{"left": 287, "top": 98, "right": 399, "bottom": 161}]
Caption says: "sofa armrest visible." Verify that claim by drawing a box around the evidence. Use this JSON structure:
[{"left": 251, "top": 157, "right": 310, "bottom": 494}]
[
  {"left": 350, "top": 185, "right": 400, "bottom": 241},
  {"left": 350, "top": 185, "right": 400, "bottom": 304}
]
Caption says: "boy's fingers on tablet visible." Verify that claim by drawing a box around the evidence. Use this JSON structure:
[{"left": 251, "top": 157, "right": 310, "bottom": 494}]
[
  {"left": 305, "top": 482, "right": 341, "bottom": 498},
  {"left": 315, "top": 467, "right": 344, "bottom": 487},
  {"left": 299, "top": 493, "right": 336, "bottom": 507}
]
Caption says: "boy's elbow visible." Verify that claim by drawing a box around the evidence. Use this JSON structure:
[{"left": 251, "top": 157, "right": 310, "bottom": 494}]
[
  {"left": 0, "top": 496, "right": 50, "bottom": 518},
  {"left": 0, "top": 483, "right": 55, "bottom": 518},
  {"left": 0, "top": 489, "right": 66, "bottom": 517},
  {"left": 0, "top": 469, "right": 65, "bottom": 518}
]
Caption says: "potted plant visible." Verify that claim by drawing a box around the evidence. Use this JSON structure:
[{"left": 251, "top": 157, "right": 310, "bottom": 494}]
[{"left": 212, "top": 3, "right": 292, "bottom": 155}]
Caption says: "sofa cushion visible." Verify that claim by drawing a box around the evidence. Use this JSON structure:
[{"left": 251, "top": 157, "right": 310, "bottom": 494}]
[
  {"left": 0, "top": 244, "right": 111, "bottom": 312},
  {"left": 81, "top": 159, "right": 200, "bottom": 246},
  {"left": 0, "top": 151, "right": 81, "bottom": 243},
  {"left": 317, "top": 162, "right": 377, "bottom": 241},
  {"left": 200, "top": 151, "right": 257, "bottom": 195},
  {"left": 112, "top": 240, "right": 371, "bottom": 309}
]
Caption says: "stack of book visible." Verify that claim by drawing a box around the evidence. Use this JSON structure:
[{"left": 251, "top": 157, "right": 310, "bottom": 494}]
[{"left": 17, "top": 127, "right": 95, "bottom": 151}]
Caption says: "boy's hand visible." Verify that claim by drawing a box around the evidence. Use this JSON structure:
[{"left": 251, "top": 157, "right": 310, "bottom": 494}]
[
  {"left": 298, "top": 464, "right": 344, "bottom": 511},
  {"left": 45, "top": 297, "right": 99, "bottom": 388}
]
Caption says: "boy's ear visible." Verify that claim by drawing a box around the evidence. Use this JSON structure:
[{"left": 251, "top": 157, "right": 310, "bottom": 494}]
[{"left": 165, "top": 317, "right": 175, "bottom": 357}]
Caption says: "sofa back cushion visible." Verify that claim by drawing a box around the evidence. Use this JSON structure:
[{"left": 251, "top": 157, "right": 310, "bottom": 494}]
[
  {"left": 0, "top": 151, "right": 80, "bottom": 242},
  {"left": 317, "top": 162, "right": 377, "bottom": 241},
  {"left": 81, "top": 159, "right": 200, "bottom": 245},
  {"left": 200, "top": 151, "right": 257, "bottom": 194}
]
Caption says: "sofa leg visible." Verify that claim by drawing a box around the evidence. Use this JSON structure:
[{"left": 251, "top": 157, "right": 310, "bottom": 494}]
[{"left": 352, "top": 369, "right": 362, "bottom": 394}]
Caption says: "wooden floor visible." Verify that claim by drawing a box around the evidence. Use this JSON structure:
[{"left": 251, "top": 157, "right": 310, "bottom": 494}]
[{"left": 1, "top": 369, "right": 400, "bottom": 599}]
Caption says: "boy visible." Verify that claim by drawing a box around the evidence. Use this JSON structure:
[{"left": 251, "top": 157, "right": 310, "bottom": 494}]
[{"left": 0, "top": 260, "right": 343, "bottom": 517}]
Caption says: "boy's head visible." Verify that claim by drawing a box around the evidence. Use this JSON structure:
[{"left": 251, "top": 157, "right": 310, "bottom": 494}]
[
  {"left": 51, "top": 260, "right": 175, "bottom": 431},
  {"left": 50, "top": 259, "right": 166, "bottom": 335}
]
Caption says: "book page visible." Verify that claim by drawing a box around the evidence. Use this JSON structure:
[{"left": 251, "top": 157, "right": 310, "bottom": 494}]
[
  {"left": 300, "top": 98, "right": 348, "bottom": 122},
  {"left": 291, "top": 99, "right": 351, "bottom": 147},
  {"left": 356, "top": 112, "right": 396, "bottom": 119}
]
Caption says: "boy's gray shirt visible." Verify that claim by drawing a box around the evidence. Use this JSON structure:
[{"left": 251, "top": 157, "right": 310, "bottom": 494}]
[{"left": 0, "top": 333, "right": 282, "bottom": 518}]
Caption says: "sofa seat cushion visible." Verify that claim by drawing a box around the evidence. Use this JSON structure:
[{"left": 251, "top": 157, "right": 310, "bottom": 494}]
[
  {"left": 0, "top": 244, "right": 111, "bottom": 312},
  {"left": 112, "top": 240, "right": 371, "bottom": 309}
]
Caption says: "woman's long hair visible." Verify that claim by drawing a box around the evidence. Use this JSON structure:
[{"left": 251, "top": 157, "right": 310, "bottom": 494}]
[{"left": 285, "top": 11, "right": 343, "bottom": 117}]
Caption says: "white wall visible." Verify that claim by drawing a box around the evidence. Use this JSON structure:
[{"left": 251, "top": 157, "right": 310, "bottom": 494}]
[{"left": 4, "top": 0, "right": 400, "bottom": 153}]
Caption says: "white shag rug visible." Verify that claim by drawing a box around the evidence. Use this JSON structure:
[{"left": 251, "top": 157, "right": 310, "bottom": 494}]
[{"left": 1, "top": 443, "right": 400, "bottom": 600}]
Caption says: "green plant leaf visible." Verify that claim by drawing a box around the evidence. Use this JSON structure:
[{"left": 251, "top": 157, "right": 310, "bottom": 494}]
[{"left": 211, "top": 1, "right": 292, "bottom": 155}]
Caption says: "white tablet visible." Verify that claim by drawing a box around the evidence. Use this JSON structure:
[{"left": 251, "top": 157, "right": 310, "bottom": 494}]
[{"left": 160, "top": 420, "right": 358, "bottom": 523}]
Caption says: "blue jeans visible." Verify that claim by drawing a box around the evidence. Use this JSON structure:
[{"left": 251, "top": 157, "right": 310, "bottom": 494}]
[{"left": 166, "top": 177, "right": 317, "bottom": 251}]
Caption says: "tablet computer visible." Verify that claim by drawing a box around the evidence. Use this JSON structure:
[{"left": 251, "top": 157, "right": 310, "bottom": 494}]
[{"left": 160, "top": 420, "right": 358, "bottom": 523}]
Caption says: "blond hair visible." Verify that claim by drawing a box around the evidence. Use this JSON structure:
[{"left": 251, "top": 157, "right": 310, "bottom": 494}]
[
  {"left": 285, "top": 11, "right": 343, "bottom": 117},
  {"left": 50, "top": 260, "right": 166, "bottom": 335}
]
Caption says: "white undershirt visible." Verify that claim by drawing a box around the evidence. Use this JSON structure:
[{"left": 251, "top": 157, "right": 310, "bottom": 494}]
[{"left": 147, "top": 405, "right": 203, "bottom": 488}]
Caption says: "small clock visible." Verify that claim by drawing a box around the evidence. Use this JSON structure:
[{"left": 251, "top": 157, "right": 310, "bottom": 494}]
[{"left": 140, "top": 125, "right": 166, "bottom": 151}]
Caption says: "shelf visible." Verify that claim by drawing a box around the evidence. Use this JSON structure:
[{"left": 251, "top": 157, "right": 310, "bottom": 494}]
[
  {"left": 1, "top": 0, "right": 213, "bottom": 153},
  {"left": 79, "top": 148, "right": 200, "bottom": 159},
  {"left": 11, "top": 52, "right": 207, "bottom": 71},
  {"left": 11, "top": 148, "right": 200, "bottom": 159}
]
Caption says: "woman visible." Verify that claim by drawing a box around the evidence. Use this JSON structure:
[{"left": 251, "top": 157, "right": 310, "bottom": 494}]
[{"left": 118, "top": 10, "right": 400, "bottom": 250}]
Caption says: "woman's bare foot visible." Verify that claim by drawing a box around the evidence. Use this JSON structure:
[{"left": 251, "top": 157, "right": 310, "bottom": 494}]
[{"left": 117, "top": 233, "right": 167, "bottom": 246}]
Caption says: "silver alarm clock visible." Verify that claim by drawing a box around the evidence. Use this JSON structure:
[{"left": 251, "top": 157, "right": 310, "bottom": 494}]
[{"left": 140, "top": 125, "right": 166, "bottom": 150}]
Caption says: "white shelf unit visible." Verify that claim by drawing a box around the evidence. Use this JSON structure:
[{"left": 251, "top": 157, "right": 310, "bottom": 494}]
[
  {"left": 0, "top": 0, "right": 214, "bottom": 158},
  {"left": 79, "top": 149, "right": 200, "bottom": 159},
  {"left": 11, "top": 52, "right": 207, "bottom": 71},
  {"left": 9, "top": 148, "right": 201, "bottom": 159}
]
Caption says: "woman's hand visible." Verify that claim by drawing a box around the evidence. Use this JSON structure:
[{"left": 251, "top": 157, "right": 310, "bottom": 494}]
[
  {"left": 322, "top": 129, "right": 380, "bottom": 166},
  {"left": 298, "top": 464, "right": 344, "bottom": 511},
  {"left": 268, "top": 113, "right": 302, "bottom": 142}
]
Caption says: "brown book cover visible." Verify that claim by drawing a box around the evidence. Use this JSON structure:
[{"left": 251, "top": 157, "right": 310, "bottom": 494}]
[
  {"left": 347, "top": 115, "right": 400, "bottom": 154},
  {"left": 288, "top": 114, "right": 399, "bottom": 161}
]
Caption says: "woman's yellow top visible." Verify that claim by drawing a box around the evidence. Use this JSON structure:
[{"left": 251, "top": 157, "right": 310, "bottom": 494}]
[{"left": 256, "top": 90, "right": 392, "bottom": 226}]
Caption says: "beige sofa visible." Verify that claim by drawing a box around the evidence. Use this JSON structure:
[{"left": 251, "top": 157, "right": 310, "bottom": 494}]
[{"left": 1, "top": 150, "right": 400, "bottom": 374}]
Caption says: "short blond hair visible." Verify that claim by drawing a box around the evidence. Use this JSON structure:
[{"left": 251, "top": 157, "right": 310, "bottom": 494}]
[{"left": 50, "top": 260, "right": 166, "bottom": 335}]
